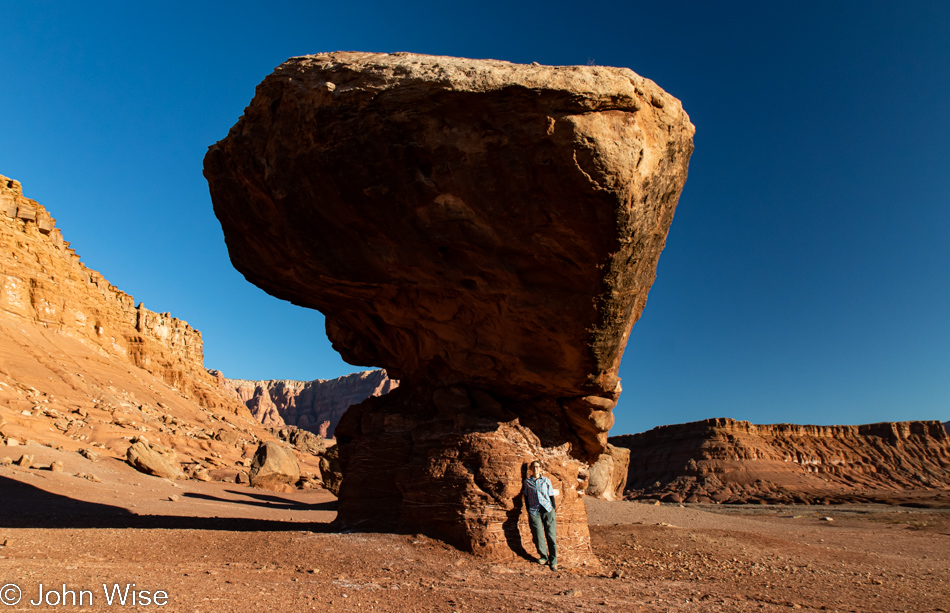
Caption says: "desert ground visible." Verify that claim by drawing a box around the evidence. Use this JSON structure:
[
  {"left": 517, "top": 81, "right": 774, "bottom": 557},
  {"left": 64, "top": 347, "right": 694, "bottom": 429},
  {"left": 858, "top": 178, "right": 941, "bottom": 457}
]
[{"left": 1, "top": 443, "right": 948, "bottom": 613}]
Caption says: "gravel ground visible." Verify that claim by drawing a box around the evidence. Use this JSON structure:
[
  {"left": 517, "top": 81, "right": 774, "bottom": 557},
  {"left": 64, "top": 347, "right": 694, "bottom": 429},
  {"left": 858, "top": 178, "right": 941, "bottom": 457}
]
[{"left": 1, "top": 450, "right": 949, "bottom": 612}]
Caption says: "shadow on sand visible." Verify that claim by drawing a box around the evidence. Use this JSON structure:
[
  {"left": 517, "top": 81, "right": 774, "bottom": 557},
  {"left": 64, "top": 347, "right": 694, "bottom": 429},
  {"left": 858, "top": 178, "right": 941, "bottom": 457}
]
[
  {"left": 0, "top": 476, "right": 336, "bottom": 532},
  {"left": 183, "top": 489, "right": 337, "bottom": 511}
]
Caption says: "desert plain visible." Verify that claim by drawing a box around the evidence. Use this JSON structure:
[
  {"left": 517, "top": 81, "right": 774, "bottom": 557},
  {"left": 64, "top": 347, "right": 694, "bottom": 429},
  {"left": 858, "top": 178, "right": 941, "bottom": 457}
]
[{"left": 2, "top": 447, "right": 949, "bottom": 613}]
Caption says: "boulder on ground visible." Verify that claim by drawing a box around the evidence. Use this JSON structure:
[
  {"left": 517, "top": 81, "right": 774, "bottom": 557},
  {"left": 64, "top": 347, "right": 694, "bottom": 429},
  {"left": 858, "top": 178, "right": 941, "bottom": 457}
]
[
  {"left": 126, "top": 438, "right": 185, "bottom": 480},
  {"left": 249, "top": 441, "right": 300, "bottom": 492},
  {"left": 586, "top": 444, "right": 631, "bottom": 500}
]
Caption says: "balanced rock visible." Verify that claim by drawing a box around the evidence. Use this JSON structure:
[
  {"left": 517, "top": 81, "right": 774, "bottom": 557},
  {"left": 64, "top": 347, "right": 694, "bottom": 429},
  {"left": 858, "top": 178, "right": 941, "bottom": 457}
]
[
  {"left": 204, "top": 52, "right": 694, "bottom": 560},
  {"left": 126, "top": 438, "right": 185, "bottom": 480},
  {"left": 248, "top": 441, "right": 301, "bottom": 492}
]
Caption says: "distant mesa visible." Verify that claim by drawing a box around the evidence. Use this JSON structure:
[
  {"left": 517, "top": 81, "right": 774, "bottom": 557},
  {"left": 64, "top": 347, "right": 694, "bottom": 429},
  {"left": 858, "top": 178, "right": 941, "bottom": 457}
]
[
  {"left": 204, "top": 52, "right": 694, "bottom": 560},
  {"left": 213, "top": 369, "right": 397, "bottom": 437},
  {"left": 611, "top": 417, "right": 950, "bottom": 506}
]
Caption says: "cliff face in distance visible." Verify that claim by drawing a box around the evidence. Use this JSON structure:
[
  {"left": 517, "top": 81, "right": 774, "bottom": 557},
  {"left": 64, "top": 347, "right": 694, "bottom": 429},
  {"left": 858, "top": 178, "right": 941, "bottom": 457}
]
[
  {"left": 611, "top": 418, "right": 950, "bottom": 506},
  {"left": 0, "top": 174, "right": 323, "bottom": 482},
  {"left": 215, "top": 369, "right": 397, "bottom": 437}
]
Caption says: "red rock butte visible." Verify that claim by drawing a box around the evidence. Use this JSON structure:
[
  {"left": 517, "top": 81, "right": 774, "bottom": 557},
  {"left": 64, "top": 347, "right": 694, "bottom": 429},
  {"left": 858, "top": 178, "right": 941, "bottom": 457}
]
[{"left": 204, "top": 52, "right": 694, "bottom": 562}]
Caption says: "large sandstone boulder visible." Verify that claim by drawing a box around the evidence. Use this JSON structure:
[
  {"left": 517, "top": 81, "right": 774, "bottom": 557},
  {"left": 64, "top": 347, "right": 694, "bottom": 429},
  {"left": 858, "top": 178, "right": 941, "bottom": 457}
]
[
  {"left": 204, "top": 52, "right": 694, "bottom": 561},
  {"left": 126, "top": 438, "right": 185, "bottom": 480},
  {"left": 586, "top": 443, "right": 631, "bottom": 500},
  {"left": 249, "top": 441, "right": 301, "bottom": 492}
]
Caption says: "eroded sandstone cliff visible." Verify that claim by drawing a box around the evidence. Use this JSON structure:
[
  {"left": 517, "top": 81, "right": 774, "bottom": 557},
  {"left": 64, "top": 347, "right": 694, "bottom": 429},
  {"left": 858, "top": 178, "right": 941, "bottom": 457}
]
[
  {"left": 0, "top": 176, "right": 240, "bottom": 413},
  {"left": 216, "top": 369, "right": 397, "bottom": 436},
  {"left": 204, "top": 52, "right": 694, "bottom": 561},
  {"left": 0, "top": 174, "right": 322, "bottom": 485},
  {"left": 611, "top": 418, "right": 950, "bottom": 505}
]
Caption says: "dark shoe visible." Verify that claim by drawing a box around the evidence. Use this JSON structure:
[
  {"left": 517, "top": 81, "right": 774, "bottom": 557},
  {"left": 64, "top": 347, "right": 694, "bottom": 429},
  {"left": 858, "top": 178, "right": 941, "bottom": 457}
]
[
  {"left": 537, "top": 557, "right": 548, "bottom": 565},
  {"left": 550, "top": 562, "right": 558, "bottom": 572}
]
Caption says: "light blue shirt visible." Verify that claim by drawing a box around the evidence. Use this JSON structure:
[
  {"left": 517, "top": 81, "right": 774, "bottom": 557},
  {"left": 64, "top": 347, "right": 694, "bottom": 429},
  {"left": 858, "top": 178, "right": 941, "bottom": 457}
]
[{"left": 523, "top": 476, "right": 554, "bottom": 515}]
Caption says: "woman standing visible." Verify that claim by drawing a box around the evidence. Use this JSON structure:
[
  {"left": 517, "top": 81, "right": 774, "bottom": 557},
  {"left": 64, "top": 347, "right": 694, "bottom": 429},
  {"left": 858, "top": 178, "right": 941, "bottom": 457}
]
[{"left": 522, "top": 460, "right": 558, "bottom": 571}]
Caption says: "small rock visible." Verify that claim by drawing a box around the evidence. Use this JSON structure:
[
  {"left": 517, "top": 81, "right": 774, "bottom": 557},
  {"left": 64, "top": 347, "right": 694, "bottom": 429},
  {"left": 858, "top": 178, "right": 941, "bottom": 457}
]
[
  {"left": 819, "top": 516, "right": 834, "bottom": 522},
  {"left": 20, "top": 410, "right": 32, "bottom": 416},
  {"left": 16, "top": 454, "right": 34, "bottom": 469},
  {"left": 50, "top": 460, "right": 64, "bottom": 472},
  {"left": 168, "top": 495, "right": 179, "bottom": 502},
  {"left": 0, "top": 457, "right": 12, "bottom": 466},
  {"left": 79, "top": 448, "right": 100, "bottom": 462},
  {"left": 236, "top": 471, "right": 249, "bottom": 484},
  {"left": 653, "top": 500, "right": 661, "bottom": 506},
  {"left": 564, "top": 589, "right": 582, "bottom": 597},
  {"left": 5, "top": 439, "right": 19, "bottom": 447}
]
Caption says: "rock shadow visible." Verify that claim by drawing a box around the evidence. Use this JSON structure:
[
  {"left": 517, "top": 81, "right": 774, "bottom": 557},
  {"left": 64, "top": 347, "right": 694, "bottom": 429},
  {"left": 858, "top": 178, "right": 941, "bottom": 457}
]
[
  {"left": 503, "top": 463, "right": 533, "bottom": 562},
  {"left": 183, "top": 489, "right": 337, "bottom": 511},
  {"left": 0, "top": 476, "right": 335, "bottom": 532}
]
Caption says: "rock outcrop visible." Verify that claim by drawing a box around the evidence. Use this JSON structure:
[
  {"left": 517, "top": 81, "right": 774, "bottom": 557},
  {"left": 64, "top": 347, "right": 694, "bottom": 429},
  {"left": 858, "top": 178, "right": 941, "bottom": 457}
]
[
  {"left": 0, "top": 175, "right": 245, "bottom": 415},
  {"left": 204, "top": 52, "right": 694, "bottom": 561},
  {"left": 217, "top": 369, "right": 397, "bottom": 436},
  {"left": 611, "top": 418, "right": 950, "bottom": 504},
  {"left": 126, "top": 437, "right": 186, "bottom": 480},
  {"left": 249, "top": 441, "right": 301, "bottom": 492},
  {"left": 586, "top": 443, "right": 630, "bottom": 501},
  {"left": 0, "top": 174, "right": 325, "bottom": 483}
]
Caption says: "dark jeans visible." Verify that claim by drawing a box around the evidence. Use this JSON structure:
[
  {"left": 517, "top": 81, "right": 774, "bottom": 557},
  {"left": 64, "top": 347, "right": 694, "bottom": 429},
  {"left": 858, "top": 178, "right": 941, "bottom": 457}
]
[{"left": 528, "top": 508, "right": 557, "bottom": 563}]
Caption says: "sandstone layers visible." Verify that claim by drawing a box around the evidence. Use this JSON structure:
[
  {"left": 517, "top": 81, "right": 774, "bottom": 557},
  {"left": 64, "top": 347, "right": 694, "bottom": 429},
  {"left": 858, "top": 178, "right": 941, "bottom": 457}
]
[
  {"left": 0, "top": 175, "right": 322, "bottom": 485},
  {"left": 612, "top": 418, "right": 950, "bottom": 505},
  {"left": 217, "top": 369, "right": 397, "bottom": 436},
  {"left": 0, "top": 176, "right": 241, "bottom": 415},
  {"left": 204, "top": 52, "right": 694, "bottom": 561}
]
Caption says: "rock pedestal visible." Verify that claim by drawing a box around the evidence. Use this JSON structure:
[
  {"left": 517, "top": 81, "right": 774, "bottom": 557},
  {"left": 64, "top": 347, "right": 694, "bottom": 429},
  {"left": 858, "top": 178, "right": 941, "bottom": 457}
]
[
  {"left": 204, "top": 52, "right": 694, "bottom": 561},
  {"left": 336, "top": 384, "right": 596, "bottom": 564}
]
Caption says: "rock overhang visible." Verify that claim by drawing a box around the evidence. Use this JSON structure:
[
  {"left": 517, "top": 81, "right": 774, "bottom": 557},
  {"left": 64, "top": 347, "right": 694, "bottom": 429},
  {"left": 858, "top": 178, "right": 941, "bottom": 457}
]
[{"left": 205, "top": 51, "right": 694, "bottom": 410}]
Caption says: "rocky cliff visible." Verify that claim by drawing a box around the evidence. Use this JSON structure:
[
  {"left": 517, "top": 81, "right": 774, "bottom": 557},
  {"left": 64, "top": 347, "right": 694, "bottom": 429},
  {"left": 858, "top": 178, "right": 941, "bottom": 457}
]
[
  {"left": 0, "top": 176, "right": 240, "bottom": 413},
  {"left": 611, "top": 418, "right": 950, "bottom": 505},
  {"left": 204, "top": 52, "right": 694, "bottom": 561},
  {"left": 0, "top": 174, "right": 322, "bottom": 484},
  {"left": 215, "top": 369, "right": 397, "bottom": 436}
]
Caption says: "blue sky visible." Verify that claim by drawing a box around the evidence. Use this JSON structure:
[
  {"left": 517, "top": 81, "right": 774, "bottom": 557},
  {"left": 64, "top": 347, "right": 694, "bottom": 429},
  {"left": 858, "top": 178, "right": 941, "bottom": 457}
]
[{"left": 2, "top": 1, "right": 947, "bottom": 434}]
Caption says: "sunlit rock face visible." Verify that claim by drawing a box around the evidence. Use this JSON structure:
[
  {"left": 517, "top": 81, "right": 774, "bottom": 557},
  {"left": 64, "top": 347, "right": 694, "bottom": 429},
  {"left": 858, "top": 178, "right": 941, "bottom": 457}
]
[
  {"left": 612, "top": 418, "right": 950, "bottom": 504},
  {"left": 204, "top": 52, "right": 693, "bottom": 561}
]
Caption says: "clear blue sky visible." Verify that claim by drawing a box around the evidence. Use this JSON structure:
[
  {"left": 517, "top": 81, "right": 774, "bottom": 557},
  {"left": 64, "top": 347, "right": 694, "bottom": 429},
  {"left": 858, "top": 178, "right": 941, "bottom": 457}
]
[{"left": 2, "top": 1, "right": 948, "bottom": 435}]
